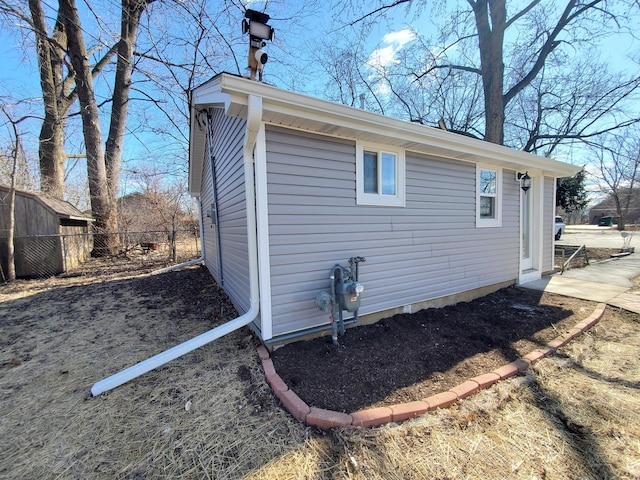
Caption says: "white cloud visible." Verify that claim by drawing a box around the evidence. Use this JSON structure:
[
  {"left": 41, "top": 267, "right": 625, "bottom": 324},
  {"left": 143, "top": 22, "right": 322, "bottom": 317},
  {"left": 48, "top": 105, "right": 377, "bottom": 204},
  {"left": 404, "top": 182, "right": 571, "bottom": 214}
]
[
  {"left": 382, "top": 29, "right": 416, "bottom": 48},
  {"left": 367, "top": 45, "right": 398, "bottom": 70},
  {"left": 366, "top": 28, "right": 416, "bottom": 71}
]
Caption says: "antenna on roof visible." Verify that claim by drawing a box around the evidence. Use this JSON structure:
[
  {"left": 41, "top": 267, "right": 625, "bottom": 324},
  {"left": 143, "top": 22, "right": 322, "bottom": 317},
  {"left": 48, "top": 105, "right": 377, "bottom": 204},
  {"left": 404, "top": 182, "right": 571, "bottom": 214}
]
[{"left": 242, "top": 9, "right": 275, "bottom": 82}]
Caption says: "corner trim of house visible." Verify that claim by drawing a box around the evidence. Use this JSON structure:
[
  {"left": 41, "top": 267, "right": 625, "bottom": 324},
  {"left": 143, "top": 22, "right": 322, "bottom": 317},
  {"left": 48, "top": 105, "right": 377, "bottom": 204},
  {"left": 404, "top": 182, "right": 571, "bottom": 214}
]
[{"left": 254, "top": 116, "right": 274, "bottom": 340}]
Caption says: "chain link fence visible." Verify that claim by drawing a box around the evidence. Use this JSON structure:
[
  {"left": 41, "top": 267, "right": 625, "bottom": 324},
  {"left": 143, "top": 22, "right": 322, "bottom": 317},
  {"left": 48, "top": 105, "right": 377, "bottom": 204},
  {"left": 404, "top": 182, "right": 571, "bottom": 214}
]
[{"left": 2, "top": 228, "right": 201, "bottom": 279}]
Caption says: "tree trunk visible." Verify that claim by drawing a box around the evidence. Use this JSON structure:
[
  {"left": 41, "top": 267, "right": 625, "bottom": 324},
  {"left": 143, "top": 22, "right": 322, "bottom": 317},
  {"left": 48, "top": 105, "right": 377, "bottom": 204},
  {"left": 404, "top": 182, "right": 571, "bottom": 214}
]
[
  {"left": 5, "top": 163, "right": 17, "bottom": 281},
  {"left": 613, "top": 195, "right": 625, "bottom": 231},
  {"left": 1, "top": 108, "right": 22, "bottom": 281},
  {"left": 60, "top": 0, "right": 118, "bottom": 256},
  {"left": 38, "top": 114, "right": 66, "bottom": 198},
  {"left": 470, "top": 0, "right": 506, "bottom": 145},
  {"left": 29, "top": 0, "right": 67, "bottom": 198},
  {"left": 105, "top": 0, "right": 148, "bottom": 206},
  {"left": 6, "top": 186, "right": 16, "bottom": 281}
]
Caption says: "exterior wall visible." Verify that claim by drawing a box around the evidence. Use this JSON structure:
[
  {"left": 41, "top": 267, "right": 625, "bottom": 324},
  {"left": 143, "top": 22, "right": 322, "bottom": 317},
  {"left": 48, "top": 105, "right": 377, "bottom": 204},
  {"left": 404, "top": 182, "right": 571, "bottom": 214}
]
[
  {"left": 543, "top": 176, "right": 555, "bottom": 272},
  {"left": 0, "top": 191, "right": 61, "bottom": 277},
  {"left": 0, "top": 192, "right": 58, "bottom": 236},
  {"left": 60, "top": 222, "right": 91, "bottom": 270},
  {"left": 200, "top": 119, "right": 219, "bottom": 280},
  {"left": 201, "top": 108, "right": 252, "bottom": 313},
  {"left": 265, "top": 126, "right": 520, "bottom": 337}
]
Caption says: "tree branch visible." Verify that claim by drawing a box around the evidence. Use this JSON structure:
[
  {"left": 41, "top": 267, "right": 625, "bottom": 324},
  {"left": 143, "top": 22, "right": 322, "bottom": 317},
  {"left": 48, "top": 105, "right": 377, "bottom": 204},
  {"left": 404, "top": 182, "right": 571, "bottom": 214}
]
[
  {"left": 348, "top": 0, "right": 411, "bottom": 26},
  {"left": 505, "top": 0, "right": 542, "bottom": 29},
  {"left": 504, "top": 0, "right": 605, "bottom": 106},
  {"left": 414, "top": 63, "right": 481, "bottom": 83},
  {"left": 62, "top": 42, "right": 119, "bottom": 109}
]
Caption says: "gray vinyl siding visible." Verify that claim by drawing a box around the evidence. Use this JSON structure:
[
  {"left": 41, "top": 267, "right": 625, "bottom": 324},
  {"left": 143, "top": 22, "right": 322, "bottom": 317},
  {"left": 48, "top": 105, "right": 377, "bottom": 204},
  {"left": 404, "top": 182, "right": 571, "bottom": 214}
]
[
  {"left": 265, "top": 126, "right": 520, "bottom": 337},
  {"left": 542, "top": 176, "right": 555, "bottom": 271},
  {"left": 200, "top": 122, "right": 218, "bottom": 280},
  {"left": 201, "top": 108, "right": 252, "bottom": 313}
]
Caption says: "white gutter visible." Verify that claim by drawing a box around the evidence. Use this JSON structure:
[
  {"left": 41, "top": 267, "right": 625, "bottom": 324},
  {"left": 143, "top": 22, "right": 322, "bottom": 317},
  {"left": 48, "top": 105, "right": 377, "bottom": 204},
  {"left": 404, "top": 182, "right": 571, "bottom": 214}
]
[
  {"left": 91, "top": 95, "right": 263, "bottom": 396},
  {"left": 151, "top": 196, "right": 206, "bottom": 276}
]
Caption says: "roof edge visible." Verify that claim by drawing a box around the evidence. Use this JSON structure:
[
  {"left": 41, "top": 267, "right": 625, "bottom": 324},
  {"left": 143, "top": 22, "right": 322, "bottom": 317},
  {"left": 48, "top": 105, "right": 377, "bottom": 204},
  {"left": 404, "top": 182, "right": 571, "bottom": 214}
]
[{"left": 191, "top": 73, "right": 581, "bottom": 178}]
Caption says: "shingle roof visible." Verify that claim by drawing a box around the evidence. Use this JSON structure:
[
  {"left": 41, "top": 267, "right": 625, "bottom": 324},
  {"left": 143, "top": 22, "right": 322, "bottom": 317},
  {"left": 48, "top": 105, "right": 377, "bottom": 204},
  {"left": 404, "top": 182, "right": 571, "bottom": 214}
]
[{"left": 0, "top": 185, "right": 93, "bottom": 221}]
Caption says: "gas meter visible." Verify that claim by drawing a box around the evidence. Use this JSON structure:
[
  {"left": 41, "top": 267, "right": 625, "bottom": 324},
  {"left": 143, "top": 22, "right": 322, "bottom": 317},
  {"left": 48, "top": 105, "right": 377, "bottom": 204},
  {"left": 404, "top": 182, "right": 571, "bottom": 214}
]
[{"left": 314, "top": 256, "right": 366, "bottom": 344}]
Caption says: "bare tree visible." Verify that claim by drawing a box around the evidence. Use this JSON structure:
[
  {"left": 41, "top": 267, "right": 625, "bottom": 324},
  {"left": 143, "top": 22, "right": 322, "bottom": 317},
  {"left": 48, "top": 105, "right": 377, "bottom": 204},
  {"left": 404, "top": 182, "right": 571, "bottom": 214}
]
[
  {"left": 341, "top": 0, "right": 640, "bottom": 148},
  {"left": 507, "top": 58, "right": 640, "bottom": 156},
  {"left": 0, "top": 0, "right": 118, "bottom": 198},
  {"left": 0, "top": 106, "right": 29, "bottom": 281},
  {"left": 59, "top": 0, "right": 151, "bottom": 255},
  {"left": 593, "top": 128, "right": 640, "bottom": 230},
  {"left": 119, "top": 166, "right": 192, "bottom": 260}
]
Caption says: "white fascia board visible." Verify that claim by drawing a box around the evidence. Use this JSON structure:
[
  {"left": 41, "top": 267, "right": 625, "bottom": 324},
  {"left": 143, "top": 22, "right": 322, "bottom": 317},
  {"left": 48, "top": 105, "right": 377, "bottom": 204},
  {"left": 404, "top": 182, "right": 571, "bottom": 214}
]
[
  {"left": 189, "top": 80, "right": 234, "bottom": 195},
  {"left": 263, "top": 98, "right": 579, "bottom": 177},
  {"left": 215, "top": 74, "right": 581, "bottom": 178}
]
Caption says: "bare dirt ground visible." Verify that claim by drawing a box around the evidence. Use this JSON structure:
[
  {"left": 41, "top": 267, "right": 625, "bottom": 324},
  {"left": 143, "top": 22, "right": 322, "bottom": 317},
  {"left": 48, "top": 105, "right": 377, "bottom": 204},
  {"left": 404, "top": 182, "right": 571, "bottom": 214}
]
[
  {"left": 272, "top": 287, "right": 597, "bottom": 413},
  {"left": 1, "top": 250, "right": 639, "bottom": 479}
]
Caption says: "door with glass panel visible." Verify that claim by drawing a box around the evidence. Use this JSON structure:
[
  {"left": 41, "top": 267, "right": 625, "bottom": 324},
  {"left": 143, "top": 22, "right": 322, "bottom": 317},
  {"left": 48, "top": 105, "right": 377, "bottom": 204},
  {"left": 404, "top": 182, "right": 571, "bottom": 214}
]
[{"left": 521, "top": 181, "right": 533, "bottom": 271}]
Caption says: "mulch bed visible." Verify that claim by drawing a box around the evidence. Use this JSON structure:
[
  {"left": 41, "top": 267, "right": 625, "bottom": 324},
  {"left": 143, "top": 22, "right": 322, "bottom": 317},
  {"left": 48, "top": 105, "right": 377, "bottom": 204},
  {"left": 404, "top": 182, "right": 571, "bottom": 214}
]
[{"left": 271, "top": 286, "right": 598, "bottom": 413}]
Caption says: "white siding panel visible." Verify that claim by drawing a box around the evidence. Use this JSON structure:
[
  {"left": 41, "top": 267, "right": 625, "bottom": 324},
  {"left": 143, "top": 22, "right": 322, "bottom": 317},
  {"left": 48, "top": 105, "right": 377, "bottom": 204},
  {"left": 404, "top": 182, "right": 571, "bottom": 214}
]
[
  {"left": 265, "top": 125, "right": 520, "bottom": 337},
  {"left": 200, "top": 114, "right": 219, "bottom": 281}
]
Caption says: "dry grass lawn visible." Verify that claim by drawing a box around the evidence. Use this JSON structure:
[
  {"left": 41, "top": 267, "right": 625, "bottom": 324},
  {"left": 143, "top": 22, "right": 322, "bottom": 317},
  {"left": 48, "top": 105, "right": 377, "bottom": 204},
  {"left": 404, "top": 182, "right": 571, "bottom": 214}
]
[{"left": 1, "top": 258, "right": 639, "bottom": 479}]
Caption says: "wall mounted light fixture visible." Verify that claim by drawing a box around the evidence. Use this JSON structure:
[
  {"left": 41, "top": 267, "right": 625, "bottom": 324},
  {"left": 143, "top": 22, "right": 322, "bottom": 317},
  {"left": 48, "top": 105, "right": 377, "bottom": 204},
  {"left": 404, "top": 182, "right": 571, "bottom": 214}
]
[{"left": 517, "top": 172, "right": 532, "bottom": 192}]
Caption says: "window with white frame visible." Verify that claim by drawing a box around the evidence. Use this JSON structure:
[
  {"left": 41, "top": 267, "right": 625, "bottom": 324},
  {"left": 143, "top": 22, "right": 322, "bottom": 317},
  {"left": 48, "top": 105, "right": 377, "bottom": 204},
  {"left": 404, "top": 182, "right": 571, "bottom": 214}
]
[
  {"left": 356, "top": 142, "right": 405, "bottom": 206},
  {"left": 476, "top": 165, "right": 502, "bottom": 227}
]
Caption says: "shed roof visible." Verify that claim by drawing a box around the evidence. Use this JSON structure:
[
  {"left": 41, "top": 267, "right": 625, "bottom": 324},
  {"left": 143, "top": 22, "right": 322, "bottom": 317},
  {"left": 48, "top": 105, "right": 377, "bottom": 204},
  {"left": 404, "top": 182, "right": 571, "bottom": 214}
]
[
  {"left": 0, "top": 185, "right": 93, "bottom": 222},
  {"left": 189, "top": 73, "right": 581, "bottom": 195}
]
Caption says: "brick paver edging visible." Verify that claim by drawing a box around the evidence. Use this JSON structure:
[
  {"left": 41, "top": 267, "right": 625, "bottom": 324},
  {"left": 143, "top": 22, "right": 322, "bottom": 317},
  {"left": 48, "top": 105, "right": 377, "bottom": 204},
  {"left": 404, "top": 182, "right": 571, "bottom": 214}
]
[{"left": 257, "top": 303, "right": 607, "bottom": 429}]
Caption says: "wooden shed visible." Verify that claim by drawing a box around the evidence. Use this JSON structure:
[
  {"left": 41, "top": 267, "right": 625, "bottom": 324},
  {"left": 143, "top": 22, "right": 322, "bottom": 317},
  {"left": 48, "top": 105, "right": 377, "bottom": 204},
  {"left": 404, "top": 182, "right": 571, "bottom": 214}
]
[{"left": 0, "top": 186, "right": 93, "bottom": 278}]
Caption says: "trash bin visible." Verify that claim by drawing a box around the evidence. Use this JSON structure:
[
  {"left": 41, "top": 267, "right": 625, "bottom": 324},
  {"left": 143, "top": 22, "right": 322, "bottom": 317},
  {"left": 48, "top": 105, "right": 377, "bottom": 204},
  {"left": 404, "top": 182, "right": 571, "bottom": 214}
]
[{"left": 598, "top": 216, "right": 613, "bottom": 226}]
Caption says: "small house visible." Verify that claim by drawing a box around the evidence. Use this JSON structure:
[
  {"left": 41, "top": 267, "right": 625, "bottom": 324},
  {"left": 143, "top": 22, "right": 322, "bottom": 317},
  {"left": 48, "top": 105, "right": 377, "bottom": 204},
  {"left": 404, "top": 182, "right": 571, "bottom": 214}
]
[
  {"left": 588, "top": 189, "right": 640, "bottom": 225},
  {"left": 0, "top": 186, "right": 93, "bottom": 278},
  {"left": 188, "top": 73, "right": 580, "bottom": 345}
]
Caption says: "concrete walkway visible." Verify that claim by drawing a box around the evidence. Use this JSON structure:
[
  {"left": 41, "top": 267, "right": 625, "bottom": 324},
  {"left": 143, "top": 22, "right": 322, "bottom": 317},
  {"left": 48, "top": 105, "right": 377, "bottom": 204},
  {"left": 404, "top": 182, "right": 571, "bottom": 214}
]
[{"left": 521, "top": 254, "right": 640, "bottom": 314}]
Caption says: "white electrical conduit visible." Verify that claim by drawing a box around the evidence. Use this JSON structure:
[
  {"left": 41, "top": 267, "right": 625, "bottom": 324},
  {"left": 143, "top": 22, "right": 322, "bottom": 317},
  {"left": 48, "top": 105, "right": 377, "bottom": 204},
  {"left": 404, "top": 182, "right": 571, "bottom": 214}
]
[{"left": 91, "top": 96, "right": 263, "bottom": 396}]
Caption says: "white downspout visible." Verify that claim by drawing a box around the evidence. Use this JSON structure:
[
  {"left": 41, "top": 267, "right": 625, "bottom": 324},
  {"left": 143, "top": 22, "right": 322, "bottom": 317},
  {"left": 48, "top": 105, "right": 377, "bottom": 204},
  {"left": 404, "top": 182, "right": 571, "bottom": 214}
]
[
  {"left": 151, "top": 196, "right": 205, "bottom": 276},
  {"left": 254, "top": 124, "right": 274, "bottom": 340},
  {"left": 91, "top": 95, "right": 263, "bottom": 396}
]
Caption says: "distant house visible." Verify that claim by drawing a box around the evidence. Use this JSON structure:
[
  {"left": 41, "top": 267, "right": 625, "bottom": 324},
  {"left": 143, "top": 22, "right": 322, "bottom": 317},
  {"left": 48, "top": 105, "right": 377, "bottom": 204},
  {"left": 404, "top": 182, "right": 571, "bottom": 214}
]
[
  {"left": 589, "top": 189, "right": 640, "bottom": 225},
  {"left": 188, "top": 73, "right": 580, "bottom": 345},
  {"left": 0, "top": 186, "right": 93, "bottom": 278}
]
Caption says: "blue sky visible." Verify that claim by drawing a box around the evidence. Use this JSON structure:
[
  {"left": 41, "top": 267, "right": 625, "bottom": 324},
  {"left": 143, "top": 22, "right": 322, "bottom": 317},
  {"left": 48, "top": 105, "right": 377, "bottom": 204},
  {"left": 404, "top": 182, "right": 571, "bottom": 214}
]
[{"left": 1, "top": 0, "right": 638, "bottom": 202}]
